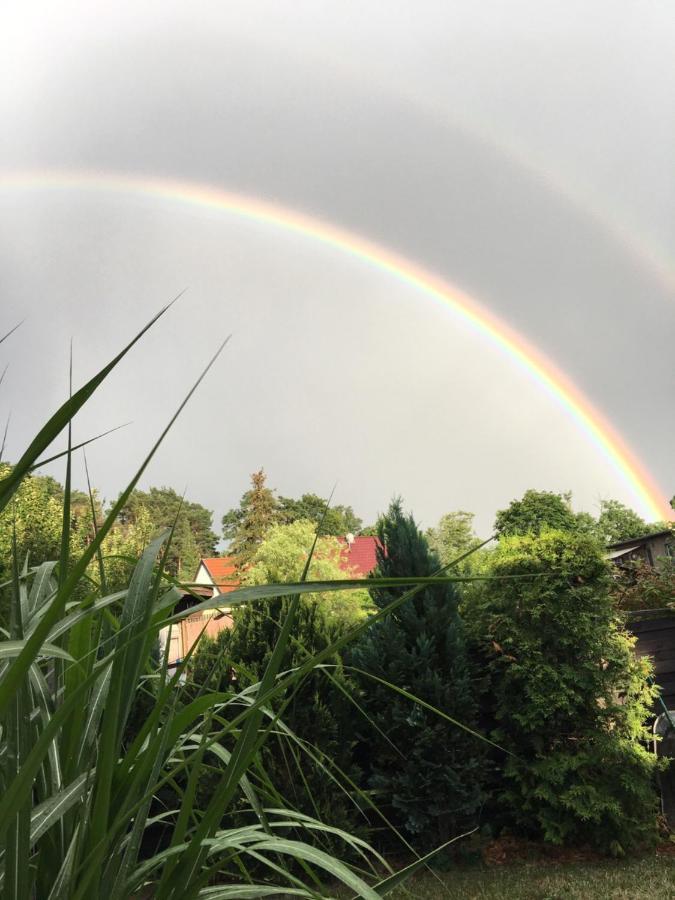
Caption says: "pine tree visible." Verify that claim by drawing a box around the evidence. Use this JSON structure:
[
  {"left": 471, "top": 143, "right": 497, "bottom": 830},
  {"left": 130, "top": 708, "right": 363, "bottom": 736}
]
[
  {"left": 349, "top": 499, "right": 483, "bottom": 848},
  {"left": 228, "top": 469, "right": 279, "bottom": 571}
]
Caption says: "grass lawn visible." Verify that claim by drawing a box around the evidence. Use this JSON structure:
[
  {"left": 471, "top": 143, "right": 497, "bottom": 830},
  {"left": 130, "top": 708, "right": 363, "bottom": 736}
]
[{"left": 379, "top": 853, "right": 675, "bottom": 899}]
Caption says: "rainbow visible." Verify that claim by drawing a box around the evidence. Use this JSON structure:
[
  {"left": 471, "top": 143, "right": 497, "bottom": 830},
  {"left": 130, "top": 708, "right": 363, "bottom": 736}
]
[{"left": 1, "top": 168, "right": 671, "bottom": 522}]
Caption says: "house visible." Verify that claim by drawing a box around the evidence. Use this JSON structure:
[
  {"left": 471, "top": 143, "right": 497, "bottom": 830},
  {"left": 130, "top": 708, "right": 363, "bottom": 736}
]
[
  {"left": 163, "top": 537, "right": 380, "bottom": 668},
  {"left": 161, "top": 557, "right": 237, "bottom": 668},
  {"left": 607, "top": 530, "right": 673, "bottom": 567},
  {"left": 194, "top": 556, "right": 239, "bottom": 597}
]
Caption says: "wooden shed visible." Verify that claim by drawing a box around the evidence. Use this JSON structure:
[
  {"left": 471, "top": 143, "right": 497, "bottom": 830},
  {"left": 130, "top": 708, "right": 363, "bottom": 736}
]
[{"left": 626, "top": 610, "right": 675, "bottom": 711}]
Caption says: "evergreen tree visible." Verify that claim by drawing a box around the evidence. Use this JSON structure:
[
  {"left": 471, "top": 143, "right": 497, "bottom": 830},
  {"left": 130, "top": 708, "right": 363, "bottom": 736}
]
[
  {"left": 226, "top": 469, "right": 279, "bottom": 570},
  {"left": 465, "top": 530, "right": 659, "bottom": 853},
  {"left": 349, "top": 499, "right": 483, "bottom": 848}
]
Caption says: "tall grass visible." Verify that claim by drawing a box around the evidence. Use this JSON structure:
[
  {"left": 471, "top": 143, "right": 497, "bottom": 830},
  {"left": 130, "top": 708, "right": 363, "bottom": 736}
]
[{"left": 0, "top": 310, "right": 484, "bottom": 898}]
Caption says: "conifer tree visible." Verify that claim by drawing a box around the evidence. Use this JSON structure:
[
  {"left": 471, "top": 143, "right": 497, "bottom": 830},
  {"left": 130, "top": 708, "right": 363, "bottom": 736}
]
[
  {"left": 466, "top": 530, "right": 659, "bottom": 853},
  {"left": 349, "top": 499, "right": 483, "bottom": 848},
  {"left": 227, "top": 468, "right": 279, "bottom": 570}
]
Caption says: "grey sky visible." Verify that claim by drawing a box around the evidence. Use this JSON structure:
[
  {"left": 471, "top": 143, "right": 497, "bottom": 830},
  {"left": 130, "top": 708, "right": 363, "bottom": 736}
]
[{"left": 1, "top": 1, "right": 673, "bottom": 536}]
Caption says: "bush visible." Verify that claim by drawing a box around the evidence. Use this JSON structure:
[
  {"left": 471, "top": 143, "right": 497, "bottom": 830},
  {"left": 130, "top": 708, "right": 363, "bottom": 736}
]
[
  {"left": 465, "top": 530, "right": 660, "bottom": 854},
  {"left": 349, "top": 499, "right": 484, "bottom": 850},
  {"left": 190, "top": 594, "right": 364, "bottom": 846}
]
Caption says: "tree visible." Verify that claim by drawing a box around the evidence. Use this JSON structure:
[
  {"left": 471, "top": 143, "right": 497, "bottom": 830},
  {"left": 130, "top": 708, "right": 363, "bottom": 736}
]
[
  {"left": 225, "top": 469, "right": 279, "bottom": 570},
  {"left": 494, "top": 490, "right": 578, "bottom": 538},
  {"left": 117, "top": 486, "right": 217, "bottom": 579},
  {"left": 596, "top": 499, "right": 649, "bottom": 544},
  {"left": 465, "top": 530, "right": 659, "bottom": 853},
  {"left": 190, "top": 530, "right": 364, "bottom": 843},
  {"left": 0, "top": 464, "right": 67, "bottom": 623},
  {"left": 277, "top": 493, "right": 362, "bottom": 537},
  {"left": 426, "top": 510, "right": 480, "bottom": 568},
  {"left": 242, "top": 519, "right": 371, "bottom": 625},
  {"left": 349, "top": 499, "right": 483, "bottom": 848},
  {"left": 98, "top": 505, "right": 155, "bottom": 591}
]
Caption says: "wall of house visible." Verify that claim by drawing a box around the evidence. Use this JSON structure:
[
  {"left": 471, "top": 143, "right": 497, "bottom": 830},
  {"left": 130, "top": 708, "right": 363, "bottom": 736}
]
[{"left": 194, "top": 563, "right": 217, "bottom": 596}]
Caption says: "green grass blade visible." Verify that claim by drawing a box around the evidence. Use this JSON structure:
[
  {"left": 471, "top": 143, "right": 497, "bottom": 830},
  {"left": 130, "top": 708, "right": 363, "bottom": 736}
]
[
  {"left": 30, "top": 773, "right": 89, "bottom": 845},
  {"left": 0, "top": 301, "right": 174, "bottom": 516},
  {"left": 57, "top": 344, "right": 73, "bottom": 589},
  {"left": 0, "top": 640, "right": 76, "bottom": 662},
  {"left": 366, "top": 827, "right": 478, "bottom": 896},
  {"left": 32, "top": 422, "right": 131, "bottom": 471},
  {"left": 0, "top": 332, "right": 229, "bottom": 723}
]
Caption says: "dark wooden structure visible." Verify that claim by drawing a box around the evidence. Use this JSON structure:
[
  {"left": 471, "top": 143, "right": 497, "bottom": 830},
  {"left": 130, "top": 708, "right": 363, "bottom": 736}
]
[{"left": 627, "top": 611, "right": 675, "bottom": 711}]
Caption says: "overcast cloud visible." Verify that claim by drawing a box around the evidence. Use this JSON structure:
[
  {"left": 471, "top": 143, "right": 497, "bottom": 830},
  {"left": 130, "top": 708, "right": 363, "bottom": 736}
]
[{"left": 1, "top": 1, "right": 673, "bottom": 535}]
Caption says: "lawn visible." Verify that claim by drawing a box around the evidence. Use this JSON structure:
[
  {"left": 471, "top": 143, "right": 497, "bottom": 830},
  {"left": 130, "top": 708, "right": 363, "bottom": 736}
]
[{"left": 379, "top": 853, "right": 675, "bottom": 899}]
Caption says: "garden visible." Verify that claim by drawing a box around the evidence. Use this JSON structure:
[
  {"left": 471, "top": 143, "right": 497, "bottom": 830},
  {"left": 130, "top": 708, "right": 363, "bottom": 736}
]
[{"left": 1, "top": 313, "right": 674, "bottom": 898}]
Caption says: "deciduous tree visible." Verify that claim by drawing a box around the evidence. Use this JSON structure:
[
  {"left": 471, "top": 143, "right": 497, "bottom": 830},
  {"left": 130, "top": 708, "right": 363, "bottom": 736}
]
[{"left": 494, "top": 490, "right": 577, "bottom": 538}]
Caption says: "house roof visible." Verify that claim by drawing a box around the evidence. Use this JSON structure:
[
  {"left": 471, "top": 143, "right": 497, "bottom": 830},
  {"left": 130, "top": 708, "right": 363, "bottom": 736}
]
[
  {"left": 607, "top": 530, "right": 672, "bottom": 550},
  {"left": 199, "top": 557, "right": 238, "bottom": 591},
  {"left": 337, "top": 536, "right": 380, "bottom": 577},
  {"left": 607, "top": 545, "right": 640, "bottom": 560}
]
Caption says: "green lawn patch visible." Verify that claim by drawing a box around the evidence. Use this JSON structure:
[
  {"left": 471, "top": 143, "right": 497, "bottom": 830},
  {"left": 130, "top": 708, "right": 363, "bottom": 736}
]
[{"left": 378, "top": 853, "right": 675, "bottom": 899}]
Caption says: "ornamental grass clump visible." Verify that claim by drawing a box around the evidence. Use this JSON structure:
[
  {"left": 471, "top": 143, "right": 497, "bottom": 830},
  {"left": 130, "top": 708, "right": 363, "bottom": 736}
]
[{"left": 0, "top": 310, "right": 479, "bottom": 898}]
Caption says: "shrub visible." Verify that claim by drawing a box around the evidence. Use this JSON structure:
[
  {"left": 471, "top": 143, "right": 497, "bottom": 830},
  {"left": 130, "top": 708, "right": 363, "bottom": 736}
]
[
  {"left": 190, "top": 593, "right": 364, "bottom": 846},
  {"left": 465, "top": 530, "right": 660, "bottom": 854}
]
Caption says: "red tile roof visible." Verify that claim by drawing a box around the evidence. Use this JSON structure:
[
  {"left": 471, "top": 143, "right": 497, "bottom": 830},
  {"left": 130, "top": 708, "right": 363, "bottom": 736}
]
[
  {"left": 337, "top": 536, "right": 380, "bottom": 577},
  {"left": 200, "top": 557, "right": 239, "bottom": 593}
]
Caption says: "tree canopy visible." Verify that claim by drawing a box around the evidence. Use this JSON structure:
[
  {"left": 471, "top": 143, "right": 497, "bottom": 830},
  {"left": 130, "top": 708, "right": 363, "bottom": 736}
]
[
  {"left": 116, "top": 485, "right": 217, "bottom": 579},
  {"left": 277, "top": 493, "right": 362, "bottom": 536},
  {"left": 595, "top": 499, "right": 650, "bottom": 544},
  {"left": 222, "top": 472, "right": 364, "bottom": 563},
  {"left": 242, "top": 519, "right": 371, "bottom": 625},
  {"left": 425, "top": 510, "right": 481, "bottom": 567},
  {"left": 494, "top": 490, "right": 578, "bottom": 538}
]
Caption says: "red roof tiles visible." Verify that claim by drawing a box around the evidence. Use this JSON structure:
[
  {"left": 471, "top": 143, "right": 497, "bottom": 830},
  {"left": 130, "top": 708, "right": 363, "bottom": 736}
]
[
  {"left": 200, "top": 557, "right": 238, "bottom": 593},
  {"left": 337, "top": 536, "right": 380, "bottom": 577}
]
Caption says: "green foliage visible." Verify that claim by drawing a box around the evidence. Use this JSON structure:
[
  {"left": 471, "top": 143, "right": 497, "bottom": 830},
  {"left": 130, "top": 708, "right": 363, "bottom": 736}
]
[
  {"left": 116, "top": 485, "right": 217, "bottom": 579},
  {"left": 350, "top": 499, "right": 483, "bottom": 848},
  {"left": 610, "top": 556, "right": 675, "bottom": 611},
  {"left": 426, "top": 510, "right": 481, "bottom": 570},
  {"left": 465, "top": 530, "right": 660, "bottom": 854},
  {"left": 278, "top": 492, "right": 363, "bottom": 537},
  {"left": 494, "top": 490, "right": 578, "bottom": 538},
  {"left": 243, "top": 519, "right": 371, "bottom": 625},
  {"left": 222, "top": 477, "right": 364, "bottom": 550},
  {"left": 596, "top": 499, "right": 650, "bottom": 544},
  {"left": 191, "top": 593, "right": 363, "bottom": 844},
  {"left": 224, "top": 468, "right": 280, "bottom": 569},
  {"left": 0, "top": 316, "right": 400, "bottom": 899},
  {"left": 0, "top": 464, "right": 91, "bottom": 624}
]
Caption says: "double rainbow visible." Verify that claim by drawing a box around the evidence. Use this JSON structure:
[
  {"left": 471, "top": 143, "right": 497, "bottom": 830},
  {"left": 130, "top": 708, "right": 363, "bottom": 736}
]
[{"left": 1, "top": 169, "right": 671, "bottom": 521}]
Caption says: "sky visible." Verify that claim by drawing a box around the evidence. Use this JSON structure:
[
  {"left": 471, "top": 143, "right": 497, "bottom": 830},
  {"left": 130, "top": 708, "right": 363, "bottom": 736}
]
[{"left": 1, "top": 0, "right": 674, "bottom": 538}]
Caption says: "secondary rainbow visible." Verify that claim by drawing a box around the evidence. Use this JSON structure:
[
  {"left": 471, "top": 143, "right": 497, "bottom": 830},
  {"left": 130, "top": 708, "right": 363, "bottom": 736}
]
[{"left": 1, "top": 169, "right": 671, "bottom": 522}]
